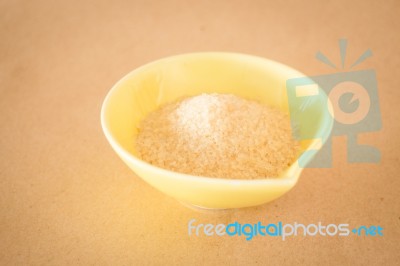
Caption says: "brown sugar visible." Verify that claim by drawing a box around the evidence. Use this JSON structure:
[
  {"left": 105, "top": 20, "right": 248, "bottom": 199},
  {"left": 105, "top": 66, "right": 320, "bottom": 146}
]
[{"left": 135, "top": 93, "right": 300, "bottom": 179}]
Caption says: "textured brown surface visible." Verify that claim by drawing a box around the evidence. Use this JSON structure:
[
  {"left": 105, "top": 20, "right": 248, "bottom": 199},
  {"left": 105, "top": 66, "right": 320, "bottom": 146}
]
[{"left": 1, "top": 0, "right": 399, "bottom": 265}]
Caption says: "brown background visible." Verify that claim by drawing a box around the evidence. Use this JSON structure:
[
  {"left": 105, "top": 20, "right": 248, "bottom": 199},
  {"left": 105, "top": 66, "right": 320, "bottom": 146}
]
[{"left": 1, "top": 0, "right": 399, "bottom": 265}]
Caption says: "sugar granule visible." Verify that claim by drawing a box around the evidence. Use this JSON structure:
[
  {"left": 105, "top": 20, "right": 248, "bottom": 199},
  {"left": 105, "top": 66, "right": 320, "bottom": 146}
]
[{"left": 135, "top": 93, "right": 300, "bottom": 179}]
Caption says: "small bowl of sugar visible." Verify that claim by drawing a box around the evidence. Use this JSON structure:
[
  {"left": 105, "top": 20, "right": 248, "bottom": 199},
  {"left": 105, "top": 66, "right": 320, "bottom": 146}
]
[{"left": 101, "top": 52, "right": 333, "bottom": 209}]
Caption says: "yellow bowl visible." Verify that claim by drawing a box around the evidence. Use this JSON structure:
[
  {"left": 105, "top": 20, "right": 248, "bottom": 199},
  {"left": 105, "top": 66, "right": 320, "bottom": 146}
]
[{"left": 101, "top": 52, "right": 333, "bottom": 209}]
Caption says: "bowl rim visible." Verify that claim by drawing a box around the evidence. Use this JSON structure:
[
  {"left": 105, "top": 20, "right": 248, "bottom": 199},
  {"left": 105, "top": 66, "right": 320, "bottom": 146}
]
[{"left": 100, "top": 52, "right": 333, "bottom": 186}]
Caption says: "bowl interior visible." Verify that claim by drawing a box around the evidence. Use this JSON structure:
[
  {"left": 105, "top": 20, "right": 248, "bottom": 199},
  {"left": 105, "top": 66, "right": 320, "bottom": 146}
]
[{"left": 102, "top": 52, "right": 331, "bottom": 178}]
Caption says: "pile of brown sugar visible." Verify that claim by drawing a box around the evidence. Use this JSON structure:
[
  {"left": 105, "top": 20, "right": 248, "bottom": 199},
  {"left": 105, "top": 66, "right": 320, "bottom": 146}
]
[{"left": 135, "top": 93, "right": 300, "bottom": 179}]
